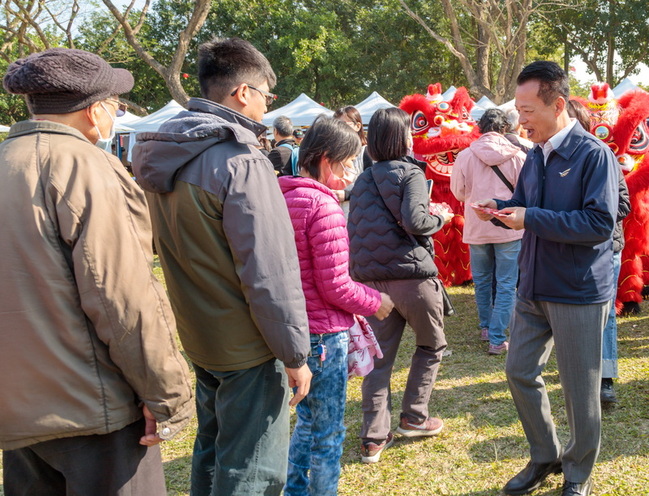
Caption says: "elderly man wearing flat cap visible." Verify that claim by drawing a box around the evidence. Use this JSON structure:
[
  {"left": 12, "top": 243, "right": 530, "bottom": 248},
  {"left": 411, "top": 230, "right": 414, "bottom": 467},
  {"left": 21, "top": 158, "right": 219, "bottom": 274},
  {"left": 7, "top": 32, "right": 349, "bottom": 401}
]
[{"left": 0, "top": 48, "right": 194, "bottom": 495}]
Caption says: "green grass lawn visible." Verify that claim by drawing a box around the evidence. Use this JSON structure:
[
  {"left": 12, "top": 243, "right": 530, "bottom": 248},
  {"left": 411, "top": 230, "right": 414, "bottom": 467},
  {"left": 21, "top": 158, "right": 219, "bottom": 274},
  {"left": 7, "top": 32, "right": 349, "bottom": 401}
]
[{"left": 2, "top": 279, "right": 648, "bottom": 495}]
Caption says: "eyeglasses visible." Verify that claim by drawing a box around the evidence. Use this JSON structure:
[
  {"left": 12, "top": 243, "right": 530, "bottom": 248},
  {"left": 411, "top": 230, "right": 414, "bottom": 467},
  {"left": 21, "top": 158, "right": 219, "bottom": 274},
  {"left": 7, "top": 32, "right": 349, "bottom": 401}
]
[
  {"left": 230, "top": 84, "right": 278, "bottom": 106},
  {"left": 105, "top": 98, "right": 128, "bottom": 117}
]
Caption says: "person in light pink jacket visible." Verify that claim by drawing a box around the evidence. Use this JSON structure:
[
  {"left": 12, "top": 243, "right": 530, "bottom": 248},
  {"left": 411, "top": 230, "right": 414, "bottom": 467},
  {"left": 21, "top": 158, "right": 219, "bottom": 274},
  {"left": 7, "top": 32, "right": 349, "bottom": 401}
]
[
  {"left": 451, "top": 108, "right": 526, "bottom": 354},
  {"left": 278, "top": 116, "right": 393, "bottom": 496}
]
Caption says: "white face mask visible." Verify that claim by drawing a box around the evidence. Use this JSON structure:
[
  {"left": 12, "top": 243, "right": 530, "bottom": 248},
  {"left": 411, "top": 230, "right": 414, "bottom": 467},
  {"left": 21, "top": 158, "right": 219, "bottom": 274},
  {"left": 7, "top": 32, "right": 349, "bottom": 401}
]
[{"left": 94, "top": 103, "right": 116, "bottom": 152}]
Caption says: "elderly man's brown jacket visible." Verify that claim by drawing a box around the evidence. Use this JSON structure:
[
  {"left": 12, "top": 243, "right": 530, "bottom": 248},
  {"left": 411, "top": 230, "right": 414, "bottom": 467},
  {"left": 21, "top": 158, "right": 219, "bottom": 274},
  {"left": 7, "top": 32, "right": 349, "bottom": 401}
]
[{"left": 0, "top": 120, "right": 193, "bottom": 450}]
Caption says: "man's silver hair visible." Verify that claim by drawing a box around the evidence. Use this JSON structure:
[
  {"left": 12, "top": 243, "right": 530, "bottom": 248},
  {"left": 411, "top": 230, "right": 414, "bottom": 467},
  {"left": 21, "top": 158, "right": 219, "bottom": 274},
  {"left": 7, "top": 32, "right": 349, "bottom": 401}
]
[
  {"left": 273, "top": 116, "right": 293, "bottom": 137},
  {"left": 503, "top": 106, "right": 520, "bottom": 132}
]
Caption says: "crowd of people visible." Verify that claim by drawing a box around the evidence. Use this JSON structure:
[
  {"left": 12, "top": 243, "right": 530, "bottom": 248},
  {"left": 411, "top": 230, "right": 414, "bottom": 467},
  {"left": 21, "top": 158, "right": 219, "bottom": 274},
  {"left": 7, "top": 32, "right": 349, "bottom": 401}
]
[{"left": 0, "top": 37, "right": 622, "bottom": 496}]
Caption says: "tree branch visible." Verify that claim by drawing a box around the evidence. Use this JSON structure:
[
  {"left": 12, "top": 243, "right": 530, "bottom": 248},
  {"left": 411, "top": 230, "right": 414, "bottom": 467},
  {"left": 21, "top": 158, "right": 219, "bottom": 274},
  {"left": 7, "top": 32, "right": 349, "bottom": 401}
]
[{"left": 102, "top": 0, "right": 211, "bottom": 105}]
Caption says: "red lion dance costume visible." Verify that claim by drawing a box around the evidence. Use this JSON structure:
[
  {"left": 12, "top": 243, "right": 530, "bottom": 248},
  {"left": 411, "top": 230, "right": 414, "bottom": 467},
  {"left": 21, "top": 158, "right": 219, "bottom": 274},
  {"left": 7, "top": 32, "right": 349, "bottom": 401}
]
[
  {"left": 579, "top": 83, "right": 649, "bottom": 314},
  {"left": 400, "top": 83, "right": 480, "bottom": 286}
]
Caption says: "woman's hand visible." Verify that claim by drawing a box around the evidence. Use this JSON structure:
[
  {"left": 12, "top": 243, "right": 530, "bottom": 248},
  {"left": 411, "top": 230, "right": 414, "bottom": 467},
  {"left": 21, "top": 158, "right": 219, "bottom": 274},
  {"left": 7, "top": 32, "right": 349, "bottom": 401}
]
[
  {"left": 373, "top": 292, "right": 394, "bottom": 320},
  {"left": 441, "top": 209, "right": 454, "bottom": 225}
]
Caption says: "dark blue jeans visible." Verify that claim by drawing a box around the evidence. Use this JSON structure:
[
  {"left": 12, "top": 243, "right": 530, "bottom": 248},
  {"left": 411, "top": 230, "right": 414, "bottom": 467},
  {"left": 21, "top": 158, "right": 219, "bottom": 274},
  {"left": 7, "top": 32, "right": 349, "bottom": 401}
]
[
  {"left": 191, "top": 359, "right": 290, "bottom": 496},
  {"left": 284, "top": 331, "right": 349, "bottom": 496}
]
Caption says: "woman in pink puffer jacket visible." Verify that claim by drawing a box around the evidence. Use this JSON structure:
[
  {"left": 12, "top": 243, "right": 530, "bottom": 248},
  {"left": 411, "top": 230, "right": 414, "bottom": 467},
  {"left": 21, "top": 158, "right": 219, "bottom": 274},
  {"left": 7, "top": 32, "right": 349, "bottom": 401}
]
[{"left": 278, "top": 116, "right": 393, "bottom": 496}]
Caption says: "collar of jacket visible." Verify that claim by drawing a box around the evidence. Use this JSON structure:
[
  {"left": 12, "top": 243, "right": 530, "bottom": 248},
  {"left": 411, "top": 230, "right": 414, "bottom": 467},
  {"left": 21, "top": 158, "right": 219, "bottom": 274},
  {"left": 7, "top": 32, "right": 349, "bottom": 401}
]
[
  {"left": 187, "top": 97, "right": 267, "bottom": 141},
  {"left": 7, "top": 119, "right": 91, "bottom": 143},
  {"left": 548, "top": 121, "right": 589, "bottom": 162},
  {"left": 276, "top": 138, "right": 297, "bottom": 147}
]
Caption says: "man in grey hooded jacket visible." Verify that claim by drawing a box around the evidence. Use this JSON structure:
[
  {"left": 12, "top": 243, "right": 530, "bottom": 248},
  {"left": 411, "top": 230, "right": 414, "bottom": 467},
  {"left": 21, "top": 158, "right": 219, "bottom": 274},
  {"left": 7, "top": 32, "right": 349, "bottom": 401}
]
[{"left": 132, "top": 37, "right": 311, "bottom": 496}]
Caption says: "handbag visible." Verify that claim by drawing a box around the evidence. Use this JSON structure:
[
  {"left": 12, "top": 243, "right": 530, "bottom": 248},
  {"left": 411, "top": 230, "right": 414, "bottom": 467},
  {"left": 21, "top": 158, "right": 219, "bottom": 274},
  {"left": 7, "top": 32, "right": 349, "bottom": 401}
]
[{"left": 347, "top": 315, "right": 383, "bottom": 378}]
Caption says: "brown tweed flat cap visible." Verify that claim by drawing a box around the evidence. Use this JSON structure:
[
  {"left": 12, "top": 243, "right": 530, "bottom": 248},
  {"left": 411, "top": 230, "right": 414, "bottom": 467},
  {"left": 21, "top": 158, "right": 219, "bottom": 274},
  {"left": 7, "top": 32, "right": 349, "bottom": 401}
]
[{"left": 3, "top": 48, "right": 134, "bottom": 114}]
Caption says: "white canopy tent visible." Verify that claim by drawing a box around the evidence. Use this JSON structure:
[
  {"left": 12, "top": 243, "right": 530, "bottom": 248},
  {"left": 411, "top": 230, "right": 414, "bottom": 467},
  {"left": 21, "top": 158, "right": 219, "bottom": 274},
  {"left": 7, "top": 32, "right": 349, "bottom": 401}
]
[
  {"left": 116, "top": 110, "right": 142, "bottom": 132},
  {"left": 115, "top": 110, "right": 140, "bottom": 133},
  {"left": 262, "top": 93, "right": 333, "bottom": 128},
  {"left": 125, "top": 100, "right": 184, "bottom": 134},
  {"left": 471, "top": 95, "right": 497, "bottom": 121},
  {"left": 124, "top": 100, "right": 185, "bottom": 160},
  {"left": 353, "top": 91, "right": 395, "bottom": 124},
  {"left": 612, "top": 77, "right": 640, "bottom": 97},
  {"left": 0, "top": 124, "right": 10, "bottom": 132},
  {"left": 441, "top": 86, "right": 456, "bottom": 100}
]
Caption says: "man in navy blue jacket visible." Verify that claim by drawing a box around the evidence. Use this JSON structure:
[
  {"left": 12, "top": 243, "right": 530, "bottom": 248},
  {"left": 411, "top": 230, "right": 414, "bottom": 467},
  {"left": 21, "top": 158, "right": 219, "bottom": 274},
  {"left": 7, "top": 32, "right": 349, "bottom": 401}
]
[{"left": 474, "top": 61, "right": 618, "bottom": 496}]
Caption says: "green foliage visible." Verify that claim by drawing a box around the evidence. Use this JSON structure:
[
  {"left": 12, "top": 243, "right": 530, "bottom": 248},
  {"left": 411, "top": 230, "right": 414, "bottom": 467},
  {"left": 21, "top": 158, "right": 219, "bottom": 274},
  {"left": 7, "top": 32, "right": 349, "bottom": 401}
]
[
  {"left": 195, "top": 0, "right": 463, "bottom": 109},
  {"left": 569, "top": 77, "right": 594, "bottom": 99},
  {"left": 0, "top": 60, "right": 29, "bottom": 124},
  {"left": 0, "top": 0, "right": 564, "bottom": 116},
  {"left": 76, "top": 6, "right": 199, "bottom": 112},
  {"left": 3, "top": 1, "right": 647, "bottom": 120},
  {"left": 541, "top": 0, "right": 649, "bottom": 85}
]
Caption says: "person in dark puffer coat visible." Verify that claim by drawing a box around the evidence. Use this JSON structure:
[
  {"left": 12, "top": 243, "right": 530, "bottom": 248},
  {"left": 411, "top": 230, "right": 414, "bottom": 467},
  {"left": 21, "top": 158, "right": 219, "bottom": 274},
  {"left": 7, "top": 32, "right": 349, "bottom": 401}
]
[{"left": 348, "top": 107, "right": 454, "bottom": 463}]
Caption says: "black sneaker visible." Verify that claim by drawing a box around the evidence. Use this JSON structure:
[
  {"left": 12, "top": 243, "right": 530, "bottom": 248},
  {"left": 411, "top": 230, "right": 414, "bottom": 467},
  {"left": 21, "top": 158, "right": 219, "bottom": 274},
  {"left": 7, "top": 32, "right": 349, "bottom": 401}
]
[{"left": 600, "top": 378, "right": 617, "bottom": 405}]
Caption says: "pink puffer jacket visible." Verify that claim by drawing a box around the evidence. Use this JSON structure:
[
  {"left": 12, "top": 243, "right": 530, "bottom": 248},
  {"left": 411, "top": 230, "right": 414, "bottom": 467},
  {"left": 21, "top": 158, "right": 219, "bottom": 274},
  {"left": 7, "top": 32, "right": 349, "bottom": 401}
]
[{"left": 279, "top": 176, "right": 381, "bottom": 334}]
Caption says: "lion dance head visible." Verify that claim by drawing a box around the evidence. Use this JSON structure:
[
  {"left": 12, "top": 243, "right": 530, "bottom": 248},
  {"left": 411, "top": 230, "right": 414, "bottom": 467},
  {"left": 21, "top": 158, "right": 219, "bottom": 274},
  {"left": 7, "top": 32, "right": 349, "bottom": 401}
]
[
  {"left": 399, "top": 83, "right": 481, "bottom": 182},
  {"left": 398, "top": 83, "right": 479, "bottom": 286},
  {"left": 578, "top": 82, "right": 649, "bottom": 314},
  {"left": 580, "top": 82, "right": 649, "bottom": 174}
]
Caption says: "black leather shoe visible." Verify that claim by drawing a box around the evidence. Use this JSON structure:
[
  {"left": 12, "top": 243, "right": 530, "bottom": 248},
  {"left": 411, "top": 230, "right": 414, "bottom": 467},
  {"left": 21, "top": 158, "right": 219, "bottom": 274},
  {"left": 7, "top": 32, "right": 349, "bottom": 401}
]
[
  {"left": 600, "top": 378, "right": 617, "bottom": 405},
  {"left": 503, "top": 459, "right": 563, "bottom": 495},
  {"left": 562, "top": 478, "right": 593, "bottom": 495}
]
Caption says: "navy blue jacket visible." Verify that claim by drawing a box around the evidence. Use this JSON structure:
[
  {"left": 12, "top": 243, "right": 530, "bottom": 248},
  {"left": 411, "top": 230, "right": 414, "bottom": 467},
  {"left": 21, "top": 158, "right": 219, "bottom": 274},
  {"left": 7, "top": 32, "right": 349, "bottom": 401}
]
[{"left": 496, "top": 123, "right": 618, "bottom": 304}]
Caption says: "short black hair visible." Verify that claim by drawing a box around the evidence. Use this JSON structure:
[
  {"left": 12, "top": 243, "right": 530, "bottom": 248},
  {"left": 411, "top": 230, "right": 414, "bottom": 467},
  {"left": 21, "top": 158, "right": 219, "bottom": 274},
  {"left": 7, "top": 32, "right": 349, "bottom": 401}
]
[
  {"left": 299, "top": 116, "right": 361, "bottom": 179},
  {"left": 478, "top": 108, "right": 509, "bottom": 134},
  {"left": 367, "top": 107, "right": 410, "bottom": 162},
  {"left": 197, "top": 37, "right": 276, "bottom": 103},
  {"left": 273, "top": 116, "right": 293, "bottom": 137},
  {"left": 517, "top": 61, "right": 569, "bottom": 106}
]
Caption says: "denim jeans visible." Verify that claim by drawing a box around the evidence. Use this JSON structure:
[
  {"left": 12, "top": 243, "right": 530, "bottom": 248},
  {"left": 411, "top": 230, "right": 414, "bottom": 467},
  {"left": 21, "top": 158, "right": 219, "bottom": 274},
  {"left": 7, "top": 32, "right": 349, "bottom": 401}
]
[
  {"left": 602, "top": 251, "right": 621, "bottom": 378},
  {"left": 191, "top": 359, "right": 290, "bottom": 496},
  {"left": 284, "top": 331, "right": 349, "bottom": 496},
  {"left": 470, "top": 240, "right": 521, "bottom": 346}
]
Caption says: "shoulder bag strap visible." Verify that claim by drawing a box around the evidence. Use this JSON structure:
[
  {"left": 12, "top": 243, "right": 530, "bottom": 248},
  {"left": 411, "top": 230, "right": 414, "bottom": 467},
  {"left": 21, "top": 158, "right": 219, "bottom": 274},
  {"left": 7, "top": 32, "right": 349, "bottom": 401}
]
[{"left": 490, "top": 165, "right": 514, "bottom": 193}]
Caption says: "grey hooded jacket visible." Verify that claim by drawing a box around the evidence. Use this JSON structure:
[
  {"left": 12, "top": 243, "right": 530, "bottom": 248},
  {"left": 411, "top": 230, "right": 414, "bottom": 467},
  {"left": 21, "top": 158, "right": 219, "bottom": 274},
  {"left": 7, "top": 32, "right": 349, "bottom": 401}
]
[{"left": 132, "top": 98, "right": 310, "bottom": 371}]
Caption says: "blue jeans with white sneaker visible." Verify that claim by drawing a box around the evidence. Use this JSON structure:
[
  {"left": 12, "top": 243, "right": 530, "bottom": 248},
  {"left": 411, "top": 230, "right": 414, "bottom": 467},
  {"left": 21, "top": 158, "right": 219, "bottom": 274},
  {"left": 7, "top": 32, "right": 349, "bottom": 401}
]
[
  {"left": 470, "top": 240, "right": 521, "bottom": 346},
  {"left": 284, "top": 330, "right": 349, "bottom": 496}
]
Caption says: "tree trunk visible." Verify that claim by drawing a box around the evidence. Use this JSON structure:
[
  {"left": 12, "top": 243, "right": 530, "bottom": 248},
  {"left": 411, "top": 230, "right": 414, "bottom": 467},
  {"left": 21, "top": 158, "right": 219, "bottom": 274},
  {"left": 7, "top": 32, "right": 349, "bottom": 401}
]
[
  {"left": 605, "top": 0, "right": 615, "bottom": 85},
  {"left": 102, "top": 0, "right": 211, "bottom": 107}
]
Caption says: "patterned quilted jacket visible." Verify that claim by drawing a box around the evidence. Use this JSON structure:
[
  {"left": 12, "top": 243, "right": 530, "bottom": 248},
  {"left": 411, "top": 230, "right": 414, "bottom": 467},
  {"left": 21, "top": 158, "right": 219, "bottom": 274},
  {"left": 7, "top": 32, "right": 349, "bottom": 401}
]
[{"left": 348, "top": 159, "right": 446, "bottom": 282}]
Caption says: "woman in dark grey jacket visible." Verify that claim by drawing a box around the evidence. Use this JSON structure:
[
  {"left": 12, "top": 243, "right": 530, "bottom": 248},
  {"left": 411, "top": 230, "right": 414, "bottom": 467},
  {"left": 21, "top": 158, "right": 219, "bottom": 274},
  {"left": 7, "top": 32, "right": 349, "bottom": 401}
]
[{"left": 348, "top": 107, "right": 453, "bottom": 463}]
